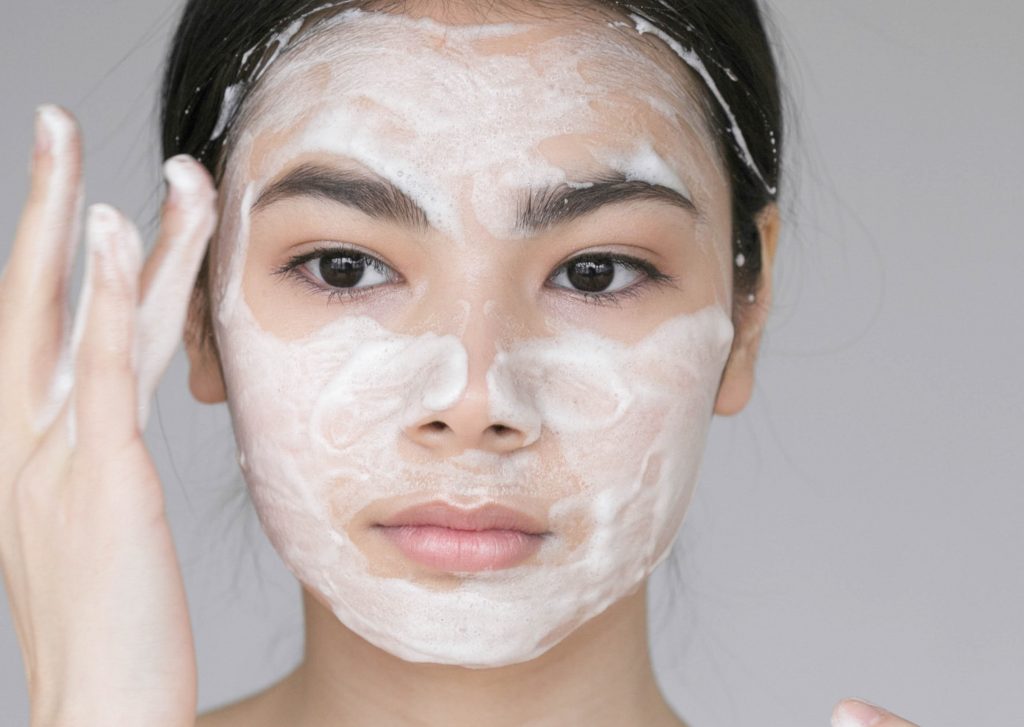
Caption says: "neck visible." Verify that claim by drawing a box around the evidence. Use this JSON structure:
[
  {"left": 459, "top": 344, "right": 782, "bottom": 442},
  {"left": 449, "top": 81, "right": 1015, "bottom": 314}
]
[{"left": 272, "top": 585, "right": 685, "bottom": 727}]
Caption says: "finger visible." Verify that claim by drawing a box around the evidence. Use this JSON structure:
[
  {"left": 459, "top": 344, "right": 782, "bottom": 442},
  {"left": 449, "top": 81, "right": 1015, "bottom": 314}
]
[
  {"left": 135, "top": 155, "right": 217, "bottom": 428},
  {"left": 1, "top": 106, "right": 84, "bottom": 427},
  {"left": 832, "top": 698, "right": 920, "bottom": 727},
  {"left": 71, "top": 204, "right": 143, "bottom": 451}
]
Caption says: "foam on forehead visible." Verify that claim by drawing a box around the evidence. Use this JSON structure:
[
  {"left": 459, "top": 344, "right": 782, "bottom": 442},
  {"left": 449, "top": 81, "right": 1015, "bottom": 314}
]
[{"left": 226, "top": 8, "right": 725, "bottom": 243}]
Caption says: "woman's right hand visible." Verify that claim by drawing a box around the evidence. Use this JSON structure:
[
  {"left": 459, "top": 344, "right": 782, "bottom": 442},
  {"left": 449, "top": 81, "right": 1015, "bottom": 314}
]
[{"left": 0, "top": 106, "right": 217, "bottom": 726}]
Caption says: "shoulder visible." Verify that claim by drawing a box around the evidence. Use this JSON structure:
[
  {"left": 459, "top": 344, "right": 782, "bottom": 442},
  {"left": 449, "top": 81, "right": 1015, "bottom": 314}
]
[
  {"left": 196, "top": 696, "right": 266, "bottom": 727},
  {"left": 195, "top": 672, "right": 297, "bottom": 727}
]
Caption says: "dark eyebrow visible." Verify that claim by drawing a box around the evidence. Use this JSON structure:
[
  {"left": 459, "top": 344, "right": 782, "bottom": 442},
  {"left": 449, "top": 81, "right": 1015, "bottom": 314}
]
[
  {"left": 252, "top": 163, "right": 429, "bottom": 229},
  {"left": 516, "top": 173, "right": 698, "bottom": 234}
]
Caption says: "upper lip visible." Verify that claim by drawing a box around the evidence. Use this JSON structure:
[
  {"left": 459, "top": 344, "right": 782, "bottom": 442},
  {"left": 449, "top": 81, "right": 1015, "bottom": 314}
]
[{"left": 377, "top": 502, "right": 549, "bottom": 536}]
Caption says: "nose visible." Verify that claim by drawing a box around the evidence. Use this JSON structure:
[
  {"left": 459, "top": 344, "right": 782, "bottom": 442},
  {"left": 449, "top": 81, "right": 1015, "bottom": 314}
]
[
  {"left": 410, "top": 392, "right": 531, "bottom": 456},
  {"left": 404, "top": 300, "right": 539, "bottom": 457}
]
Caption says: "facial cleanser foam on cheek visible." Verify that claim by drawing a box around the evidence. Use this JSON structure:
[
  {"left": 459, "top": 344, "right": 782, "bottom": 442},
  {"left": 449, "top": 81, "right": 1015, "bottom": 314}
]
[
  {"left": 214, "top": 283, "right": 734, "bottom": 667},
  {"left": 209, "top": 11, "right": 737, "bottom": 668}
]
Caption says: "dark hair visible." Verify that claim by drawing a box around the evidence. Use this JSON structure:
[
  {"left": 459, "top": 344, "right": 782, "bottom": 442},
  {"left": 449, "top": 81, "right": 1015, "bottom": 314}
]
[{"left": 161, "top": 0, "right": 783, "bottom": 348}]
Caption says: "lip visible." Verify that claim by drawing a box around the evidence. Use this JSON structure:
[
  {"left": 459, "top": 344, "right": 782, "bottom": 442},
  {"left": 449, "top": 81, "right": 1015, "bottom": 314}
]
[{"left": 375, "top": 502, "right": 549, "bottom": 572}]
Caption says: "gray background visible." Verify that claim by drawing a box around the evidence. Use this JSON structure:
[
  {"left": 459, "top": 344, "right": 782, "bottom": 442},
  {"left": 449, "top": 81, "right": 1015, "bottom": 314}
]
[{"left": 1, "top": 1, "right": 1021, "bottom": 725}]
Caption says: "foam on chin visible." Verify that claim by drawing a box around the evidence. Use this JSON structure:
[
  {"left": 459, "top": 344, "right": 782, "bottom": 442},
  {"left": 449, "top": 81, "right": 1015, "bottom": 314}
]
[{"left": 210, "top": 10, "right": 737, "bottom": 667}]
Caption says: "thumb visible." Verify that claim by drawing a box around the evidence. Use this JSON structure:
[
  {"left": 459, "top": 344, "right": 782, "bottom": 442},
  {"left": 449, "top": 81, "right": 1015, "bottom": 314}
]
[{"left": 832, "top": 698, "right": 921, "bottom": 727}]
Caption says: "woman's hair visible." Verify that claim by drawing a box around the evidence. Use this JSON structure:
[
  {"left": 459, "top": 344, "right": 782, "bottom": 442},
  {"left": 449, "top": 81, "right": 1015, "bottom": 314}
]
[{"left": 161, "top": 0, "right": 783, "bottom": 350}]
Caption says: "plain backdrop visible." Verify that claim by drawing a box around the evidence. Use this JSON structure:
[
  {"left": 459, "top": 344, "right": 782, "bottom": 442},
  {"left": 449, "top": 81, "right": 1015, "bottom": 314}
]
[{"left": 1, "top": 2, "right": 1021, "bottom": 725}]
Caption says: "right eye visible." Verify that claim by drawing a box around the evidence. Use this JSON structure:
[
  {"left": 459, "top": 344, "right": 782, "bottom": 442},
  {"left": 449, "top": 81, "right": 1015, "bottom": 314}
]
[{"left": 276, "top": 245, "right": 400, "bottom": 301}]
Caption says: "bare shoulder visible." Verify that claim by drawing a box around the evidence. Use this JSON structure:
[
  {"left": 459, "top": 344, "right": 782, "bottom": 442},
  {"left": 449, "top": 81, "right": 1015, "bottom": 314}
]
[
  {"left": 196, "top": 693, "right": 271, "bottom": 727},
  {"left": 195, "top": 673, "right": 298, "bottom": 727},
  {"left": 654, "top": 704, "right": 694, "bottom": 727},
  {"left": 654, "top": 713, "right": 693, "bottom": 727}
]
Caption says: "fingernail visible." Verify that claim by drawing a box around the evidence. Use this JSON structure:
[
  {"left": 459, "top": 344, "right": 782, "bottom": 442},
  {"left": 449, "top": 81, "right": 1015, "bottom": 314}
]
[
  {"left": 163, "top": 154, "right": 202, "bottom": 206},
  {"left": 31, "top": 107, "right": 54, "bottom": 174},
  {"left": 34, "top": 106, "right": 53, "bottom": 156},
  {"left": 833, "top": 699, "right": 886, "bottom": 727},
  {"left": 86, "top": 204, "right": 123, "bottom": 285},
  {"left": 35, "top": 105, "right": 68, "bottom": 156}
]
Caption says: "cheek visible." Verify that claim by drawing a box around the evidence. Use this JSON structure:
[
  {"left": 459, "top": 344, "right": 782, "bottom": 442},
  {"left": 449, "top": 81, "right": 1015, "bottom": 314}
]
[{"left": 521, "top": 307, "right": 731, "bottom": 570}]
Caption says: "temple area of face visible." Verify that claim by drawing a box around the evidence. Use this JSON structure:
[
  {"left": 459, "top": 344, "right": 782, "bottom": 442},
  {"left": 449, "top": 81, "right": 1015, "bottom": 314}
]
[{"left": 250, "top": 160, "right": 701, "bottom": 236}]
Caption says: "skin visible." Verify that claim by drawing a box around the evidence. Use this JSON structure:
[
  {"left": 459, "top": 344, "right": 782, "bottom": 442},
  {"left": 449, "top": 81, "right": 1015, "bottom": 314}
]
[
  {"left": 0, "top": 2, "right": 921, "bottom": 727},
  {"left": 194, "top": 8, "right": 760, "bottom": 723},
  {"left": 200, "top": 9, "right": 744, "bottom": 668},
  {"left": 0, "top": 106, "right": 215, "bottom": 726}
]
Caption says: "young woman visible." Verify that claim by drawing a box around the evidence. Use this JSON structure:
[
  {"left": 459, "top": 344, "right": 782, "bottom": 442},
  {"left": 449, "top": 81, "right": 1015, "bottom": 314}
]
[{"left": 0, "top": 1, "right": 922, "bottom": 725}]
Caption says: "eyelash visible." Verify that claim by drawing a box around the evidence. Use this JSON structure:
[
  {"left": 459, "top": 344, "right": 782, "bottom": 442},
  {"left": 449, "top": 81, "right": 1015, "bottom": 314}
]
[
  {"left": 273, "top": 244, "right": 677, "bottom": 307},
  {"left": 274, "top": 245, "right": 399, "bottom": 305}
]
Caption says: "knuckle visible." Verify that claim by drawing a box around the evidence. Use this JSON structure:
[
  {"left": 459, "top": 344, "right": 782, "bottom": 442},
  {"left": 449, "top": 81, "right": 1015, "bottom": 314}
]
[
  {"left": 75, "top": 360, "right": 134, "bottom": 396},
  {"left": 78, "top": 316, "right": 137, "bottom": 369},
  {"left": 11, "top": 457, "right": 66, "bottom": 519}
]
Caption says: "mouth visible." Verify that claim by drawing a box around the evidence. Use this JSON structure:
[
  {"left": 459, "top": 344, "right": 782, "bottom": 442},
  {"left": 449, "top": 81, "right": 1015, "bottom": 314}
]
[{"left": 374, "top": 502, "right": 550, "bottom": 572}]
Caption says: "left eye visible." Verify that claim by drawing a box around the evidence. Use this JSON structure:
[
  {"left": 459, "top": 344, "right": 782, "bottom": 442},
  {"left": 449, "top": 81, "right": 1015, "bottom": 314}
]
[
  {"left": 300, "top": 250, "right": 394, "bottom": 291},
  {"left": 548, "top": 254, "right": 646, "bottom": 295}
]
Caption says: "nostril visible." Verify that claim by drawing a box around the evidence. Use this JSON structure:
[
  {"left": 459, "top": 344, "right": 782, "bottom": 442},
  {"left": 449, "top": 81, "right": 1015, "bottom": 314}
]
[{"left": 410, "top": 418, "right": 528, "bottom": 453}]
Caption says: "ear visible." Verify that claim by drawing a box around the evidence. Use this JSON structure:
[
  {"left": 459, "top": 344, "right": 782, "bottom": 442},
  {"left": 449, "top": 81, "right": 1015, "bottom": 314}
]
[
  {"left": 183, "top": 285, "right": 227, "bottom": 404},
  {"left": 714, "top": 204, "right": 780, "bottom": 416}
]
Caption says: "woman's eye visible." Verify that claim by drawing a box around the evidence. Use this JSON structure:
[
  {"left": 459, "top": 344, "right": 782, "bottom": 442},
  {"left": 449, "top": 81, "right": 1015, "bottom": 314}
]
[
  {"left": 303, "top": 251, "right": 391, "bottom": 290},
  {"left": 548, "top": 254, "right": 668, "bottom": 302},
  {"left": 276, "top": 246, "right": 399, "bottom": 300}
]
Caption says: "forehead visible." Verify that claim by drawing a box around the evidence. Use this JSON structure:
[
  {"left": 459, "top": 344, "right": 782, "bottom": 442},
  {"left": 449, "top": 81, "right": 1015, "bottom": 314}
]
[{"left": 226, "top": 9, "right": 727, "bottom": 236}]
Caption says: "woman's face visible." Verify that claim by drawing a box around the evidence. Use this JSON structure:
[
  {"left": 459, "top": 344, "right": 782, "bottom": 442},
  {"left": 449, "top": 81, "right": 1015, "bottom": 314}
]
[{"left": 205, "top": 8, "right": 736, "bottom": 667}]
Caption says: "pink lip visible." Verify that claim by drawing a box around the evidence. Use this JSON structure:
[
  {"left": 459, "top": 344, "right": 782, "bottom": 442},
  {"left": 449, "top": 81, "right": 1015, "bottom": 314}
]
[{"left": 375, "top": 502, "right": 549, "bottom": 572}]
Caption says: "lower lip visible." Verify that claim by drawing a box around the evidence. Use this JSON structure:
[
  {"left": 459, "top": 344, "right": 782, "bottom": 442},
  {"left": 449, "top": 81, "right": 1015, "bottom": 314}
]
[{"left": 377, "top": 525, "right": 545, "bottom": 572}]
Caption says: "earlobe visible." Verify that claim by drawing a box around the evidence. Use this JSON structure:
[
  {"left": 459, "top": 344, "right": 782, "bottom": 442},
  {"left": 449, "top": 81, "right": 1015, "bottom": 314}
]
[
  {"left": 714, "top": 345, "right": 755, "bottom": 416},
  {"left": 183, "top": 290, "right": 227, "bottom": 404},
  {"left": 187, "top": 345, "right": 227, "bottom": 404},
  {"left": 714, "top": 204, "right": 780, "bottom": 417}
]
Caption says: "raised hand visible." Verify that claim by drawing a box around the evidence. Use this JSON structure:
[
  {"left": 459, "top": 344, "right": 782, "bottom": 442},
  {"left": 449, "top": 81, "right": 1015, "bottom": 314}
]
[
  {"left": 833, "top": 698, "right": 922, "bottom": 727},
  {"left": 0, "top": 105, "right": 216, "bottom": 726}
]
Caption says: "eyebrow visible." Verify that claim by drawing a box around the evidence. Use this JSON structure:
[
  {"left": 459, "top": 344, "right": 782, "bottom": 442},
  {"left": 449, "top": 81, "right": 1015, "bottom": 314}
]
[
  {"left": 252, "top": 163, "right": 697, "bottom": 232},
  {"left": 516, "top": 174, "right": 698, "bottom": 234},
  {"left": 252, "top": 163, "right": 430, "bottom": 228}
]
